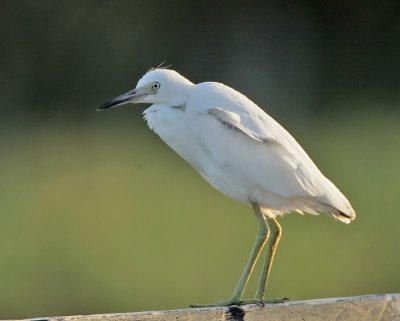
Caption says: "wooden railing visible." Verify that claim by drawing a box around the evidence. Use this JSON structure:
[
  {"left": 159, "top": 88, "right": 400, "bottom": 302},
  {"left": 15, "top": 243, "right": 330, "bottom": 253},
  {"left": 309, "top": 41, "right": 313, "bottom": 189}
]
[{"left": 7, "top": 294, "right": 400, "bottom": 321}]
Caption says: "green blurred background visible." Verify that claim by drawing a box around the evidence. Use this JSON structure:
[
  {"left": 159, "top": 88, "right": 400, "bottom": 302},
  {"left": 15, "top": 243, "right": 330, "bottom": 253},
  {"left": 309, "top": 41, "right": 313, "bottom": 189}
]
[{"left": 1, "top": 0, "right": 399, "bottom": 318}]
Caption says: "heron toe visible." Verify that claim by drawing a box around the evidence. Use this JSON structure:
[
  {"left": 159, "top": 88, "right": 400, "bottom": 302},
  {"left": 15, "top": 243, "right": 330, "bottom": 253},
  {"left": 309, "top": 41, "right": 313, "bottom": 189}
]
[
  {"left": 190, "top": 297, "right": 289, "bottom": 308},
  {"left": 190, "top": 297, "right": 242, "bottom": 308},
  {"left": 239, "top": 297, "right": 289, "bottom": 305}
]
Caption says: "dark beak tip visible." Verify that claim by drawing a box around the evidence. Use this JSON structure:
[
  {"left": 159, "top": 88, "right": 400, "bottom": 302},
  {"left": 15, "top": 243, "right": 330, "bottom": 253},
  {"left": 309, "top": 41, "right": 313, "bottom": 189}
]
[
  {"left": 96, "top": 106, "right": 107, "bottom": 112},
  {"left": 97, "top": 88, "right": 137, "bottom": 111},
  {"left": 97, "top": 100, "right": 117, "bottom": 111},
  {"left": 97, "top": 103, "right": 109, "bottom": 111}
]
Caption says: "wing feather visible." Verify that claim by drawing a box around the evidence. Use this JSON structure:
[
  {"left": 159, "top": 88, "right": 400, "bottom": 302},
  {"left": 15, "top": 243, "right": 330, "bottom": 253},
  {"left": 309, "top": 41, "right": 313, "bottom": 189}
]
[
  {"left": 187, "top": 82, "right": 355, "bottom": 218},
  {"left": 208, "top": 107, "right": 274, "bottom": 143}
]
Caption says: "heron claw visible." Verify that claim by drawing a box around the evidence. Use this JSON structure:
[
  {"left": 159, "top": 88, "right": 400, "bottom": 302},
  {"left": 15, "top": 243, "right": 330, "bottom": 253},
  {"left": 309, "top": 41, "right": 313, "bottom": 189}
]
[
  {"left": 237, "top": 297, "right": 288, "bottom": 305},
  {"left": 190, "top": 298, "right": 241, "bottom": 308},
  {"left": 190, "top": 297, "right": 289, "bottom": 308}
]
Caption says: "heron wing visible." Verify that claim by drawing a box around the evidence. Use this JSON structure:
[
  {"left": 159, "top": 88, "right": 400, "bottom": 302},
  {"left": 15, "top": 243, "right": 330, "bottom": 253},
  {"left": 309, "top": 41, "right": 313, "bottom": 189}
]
[
  {"left": 207, "top": 107, "right": 276, "bottom": 143},
  {"left": 188, "top": 82, "right": 354, "bottom": 217},
  {"left": 206, "top": 106, "right": 317, "bottom": 193}
]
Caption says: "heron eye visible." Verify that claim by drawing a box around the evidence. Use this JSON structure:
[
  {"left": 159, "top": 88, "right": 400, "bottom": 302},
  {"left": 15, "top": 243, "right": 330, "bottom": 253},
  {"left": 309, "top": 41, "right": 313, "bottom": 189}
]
[{"left": 152, "top": 82, "right": 161, "bottom": 90}]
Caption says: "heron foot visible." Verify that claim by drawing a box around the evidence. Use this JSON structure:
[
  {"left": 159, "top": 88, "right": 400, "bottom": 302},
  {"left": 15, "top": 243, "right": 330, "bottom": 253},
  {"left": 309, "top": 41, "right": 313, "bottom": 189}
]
[
  {"left": 190, "top": 297, "right": 288, "bottom": 308},
  {"left": 239, "top": 297, "right": 289, "bottom": 305},
  {"left": 190, "top": 297, "right": 241, "bottom": 308}
]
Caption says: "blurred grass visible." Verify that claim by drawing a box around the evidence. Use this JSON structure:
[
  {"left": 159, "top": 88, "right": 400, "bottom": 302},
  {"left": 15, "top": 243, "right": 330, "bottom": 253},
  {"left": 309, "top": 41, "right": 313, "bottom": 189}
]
[{"left": 0, "top": 109, "right": 399, "bottom": 318}]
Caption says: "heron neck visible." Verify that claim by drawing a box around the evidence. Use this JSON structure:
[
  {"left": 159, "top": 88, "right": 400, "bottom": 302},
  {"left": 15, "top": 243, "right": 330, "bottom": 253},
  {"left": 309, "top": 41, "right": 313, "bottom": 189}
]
[{"left": 169, "top": 83, "right": 195, "bottom": 106}]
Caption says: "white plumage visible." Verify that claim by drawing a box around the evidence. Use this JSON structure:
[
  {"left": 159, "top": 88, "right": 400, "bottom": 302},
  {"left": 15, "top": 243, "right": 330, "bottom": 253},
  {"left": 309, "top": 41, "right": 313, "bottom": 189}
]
[
  {"left": 98, "top": 67, "right": 356, "bottom": 306},
  {"left": 140, "top": 69, "right": 355, "bottom": 223}
]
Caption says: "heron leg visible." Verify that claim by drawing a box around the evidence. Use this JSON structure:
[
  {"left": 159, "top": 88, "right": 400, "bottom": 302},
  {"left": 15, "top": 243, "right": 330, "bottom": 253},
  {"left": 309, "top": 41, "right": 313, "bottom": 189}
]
[
  {"left": 231, "top": 203, "right": 270, "bottom": 301},
  {"left": 190, "top": 202, "right": 269, "bottom": 307},
  {"left": 255, "top": 217, "right": 282, "bottom": 301}
]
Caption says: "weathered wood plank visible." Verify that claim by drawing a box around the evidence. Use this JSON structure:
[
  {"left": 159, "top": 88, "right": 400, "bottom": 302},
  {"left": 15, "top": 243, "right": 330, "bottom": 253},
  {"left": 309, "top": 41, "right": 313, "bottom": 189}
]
[{"left": 9, "top": 294, "right": 400, "bottom": 321}]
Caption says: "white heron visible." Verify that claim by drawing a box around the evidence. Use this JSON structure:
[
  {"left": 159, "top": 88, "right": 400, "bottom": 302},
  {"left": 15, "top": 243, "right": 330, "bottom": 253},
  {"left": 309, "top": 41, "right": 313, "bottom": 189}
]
[{"left": 98, "top": 67, "right": 355, "bottom": 307}]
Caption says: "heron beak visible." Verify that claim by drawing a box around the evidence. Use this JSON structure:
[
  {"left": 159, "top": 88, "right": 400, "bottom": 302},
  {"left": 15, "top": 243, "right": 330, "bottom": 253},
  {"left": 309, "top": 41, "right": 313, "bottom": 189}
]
[{"left": 97, "top": 86, "right": 148, "bottom": 110}]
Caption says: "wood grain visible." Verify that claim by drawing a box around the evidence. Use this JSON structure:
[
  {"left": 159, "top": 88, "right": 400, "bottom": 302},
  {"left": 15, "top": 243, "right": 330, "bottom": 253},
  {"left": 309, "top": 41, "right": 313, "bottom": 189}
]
[{"left": 8, "top": 294, "right": 400, "bottom": 321}]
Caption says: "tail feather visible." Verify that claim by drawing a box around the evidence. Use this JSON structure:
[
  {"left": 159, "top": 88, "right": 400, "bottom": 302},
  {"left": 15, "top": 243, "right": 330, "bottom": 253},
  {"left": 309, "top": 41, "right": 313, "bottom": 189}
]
[{"left": 330, "top": 208, "right": 356, "bottom": 224}]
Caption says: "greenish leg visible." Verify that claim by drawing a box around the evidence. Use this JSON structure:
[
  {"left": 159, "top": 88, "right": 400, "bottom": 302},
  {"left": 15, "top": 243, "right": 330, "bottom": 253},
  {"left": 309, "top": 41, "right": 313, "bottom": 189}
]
[
  {"left": 230, "top": 203, "right": 270, "bottom": 301},
  {"left": 190, "top": 202, "right": 269, "bottom": 307},
  {"left": 236, "top": 218, "right": 285, "bottom": 306},
  {"left": 255, "top": 217, "right": 282, "bottom": 301}
]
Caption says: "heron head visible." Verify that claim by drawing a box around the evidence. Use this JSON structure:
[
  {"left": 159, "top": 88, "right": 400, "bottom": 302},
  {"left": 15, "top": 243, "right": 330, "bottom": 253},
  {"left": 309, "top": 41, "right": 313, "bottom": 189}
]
[{"left": 98, "top": 68, "right": 194, "bottom": 110}]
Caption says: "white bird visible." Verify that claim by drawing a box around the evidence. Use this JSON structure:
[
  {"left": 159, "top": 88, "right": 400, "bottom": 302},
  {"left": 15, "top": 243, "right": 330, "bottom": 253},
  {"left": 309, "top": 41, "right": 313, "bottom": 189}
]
[{"left": 98, "top": 67, "right": 356, "bottom": 307}]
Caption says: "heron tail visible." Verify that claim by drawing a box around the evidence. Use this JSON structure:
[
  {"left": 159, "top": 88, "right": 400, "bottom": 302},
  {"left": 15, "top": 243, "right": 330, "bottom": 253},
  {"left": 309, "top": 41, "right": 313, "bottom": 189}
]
[{"left": 330, "top": 208, "right": 356, "bottom": 224}]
